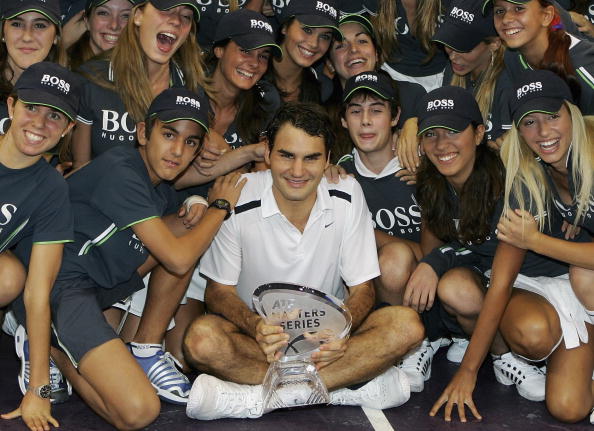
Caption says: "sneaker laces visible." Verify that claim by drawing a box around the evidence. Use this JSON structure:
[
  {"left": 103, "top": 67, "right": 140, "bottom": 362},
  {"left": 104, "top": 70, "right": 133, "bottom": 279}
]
[
  {"left": 218, "top": 382, "right": 263, "bottom": 417},
  {"left": 399, "top": 340, "right": 432, "bottom": 373},
  {"left": 152, "top": 351, "right": 190, "bottom": 388}
]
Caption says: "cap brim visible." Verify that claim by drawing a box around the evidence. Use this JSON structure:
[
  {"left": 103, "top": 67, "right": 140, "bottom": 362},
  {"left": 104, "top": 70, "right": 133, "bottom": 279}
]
[
  {"left": 152, "top": 111, "right": 209, "bottom": 133},
  {"left": 339, "top": 14, "right": 374, "bottom": 36},
  {"left": 418, "top": 114, "right": 472, "bottom": 135},
  {"left": 343, "top": 84, "right": 391, "bottom": 103},
  {"left": 433, "top": 24, "right": 485, "bottom": 53},
  {"left": 18, "top": 89, "right": 76, "bottom": 121},
  {"left": 149, "top": 0, "right": 200, "bottom": 22},
  {"left": 513, "top": 97, "right": 565, "bottom": 126},
  {"left": 234, "top": 34, "right": 283, "bottom": 59},
  {"left": 296, "top": 15, "right": 343, "bottom": 40},
  {"left": 482, "top": 0, "right": 526, "bottom": 14},
  {"left": 4, "top": 8, "right": 60, "bottom": 25}
]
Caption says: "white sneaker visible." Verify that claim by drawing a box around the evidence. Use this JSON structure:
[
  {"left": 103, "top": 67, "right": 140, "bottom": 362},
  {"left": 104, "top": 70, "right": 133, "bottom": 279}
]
[
  {"left": 330, "top": 366, "right": 410, "bottom": 409},
  {"left": 186, "top": 374, "right": 263, "bottom": 420},
  {"left": 492, "top": 352, "right": 546, "bottom": 401},
  {"left": 2, "top": 311, "right": 18, "bottom": 336},
  {"left": 590, "top": 408, "right": 593, "bottom": 425},
  {"left": 397, "top": 338, "right": 443, "bottom": 392},
  {"left": 446, "top": 337, "right": 469, "bottom": 363}
]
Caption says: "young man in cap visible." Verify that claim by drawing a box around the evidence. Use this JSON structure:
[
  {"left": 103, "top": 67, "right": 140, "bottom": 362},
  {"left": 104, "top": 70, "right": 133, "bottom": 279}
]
[
  {"left": 14, "top": 87, "right": 245, "bottom": 430},
  {"left": 338, "top": 71, "right": 449, "bottom": 393},
  {"left": 183, "top": 102, "right": 424, "bottom": 420},
  {"left": 0, "top": 61, "right": 79, "bottom": 431}
]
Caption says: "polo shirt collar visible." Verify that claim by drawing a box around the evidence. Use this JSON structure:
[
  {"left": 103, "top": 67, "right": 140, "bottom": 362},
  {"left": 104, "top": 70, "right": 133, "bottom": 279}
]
[
  {"left": 260, "top": 171, "right": 333, "bottom": 219},
  {"left": 353, "top": 150, "right": 402, "bottom": 179}
]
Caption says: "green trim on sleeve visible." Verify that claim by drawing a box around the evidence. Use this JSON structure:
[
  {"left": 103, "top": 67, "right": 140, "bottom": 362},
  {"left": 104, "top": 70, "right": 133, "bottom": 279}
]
[
  {"left": 33, "top": 240, "right": 74, "bottom": 245},
  {"left": 120, "top": 216, "right": 159, "bottom": 231}
]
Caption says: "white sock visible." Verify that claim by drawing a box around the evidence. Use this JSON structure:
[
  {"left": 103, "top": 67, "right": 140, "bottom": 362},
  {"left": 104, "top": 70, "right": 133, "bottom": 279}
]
[{"left": 130, "top": 342, "right": 162, "bottom": 357}]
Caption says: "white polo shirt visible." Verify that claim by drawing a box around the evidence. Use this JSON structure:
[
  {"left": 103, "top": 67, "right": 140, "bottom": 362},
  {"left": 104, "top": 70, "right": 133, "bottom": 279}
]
[{"left": 200, "top": 170, "right": 380, "bottom": 308}]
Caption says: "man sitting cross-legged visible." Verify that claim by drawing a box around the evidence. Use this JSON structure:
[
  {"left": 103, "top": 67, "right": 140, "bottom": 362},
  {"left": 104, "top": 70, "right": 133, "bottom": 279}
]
[{"left": 183, "top": 102, "right": 425, "bottom": 420}]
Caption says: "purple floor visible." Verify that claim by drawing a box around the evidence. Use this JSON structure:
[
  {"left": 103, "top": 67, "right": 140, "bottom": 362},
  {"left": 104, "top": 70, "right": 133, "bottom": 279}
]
[{"left": 0, "top": 332, "right": 591, "bottom": 431}]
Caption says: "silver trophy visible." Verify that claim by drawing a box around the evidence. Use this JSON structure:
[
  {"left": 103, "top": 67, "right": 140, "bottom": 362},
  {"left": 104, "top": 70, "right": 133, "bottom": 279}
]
[{"left": 252, "top": 283, "right": 352, "bottom": 413}]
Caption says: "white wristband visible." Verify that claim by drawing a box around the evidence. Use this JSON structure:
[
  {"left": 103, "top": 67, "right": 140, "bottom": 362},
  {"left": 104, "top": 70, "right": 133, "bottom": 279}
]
[{"left": 183, "top": 195, "right": 208, "bottom": 213}]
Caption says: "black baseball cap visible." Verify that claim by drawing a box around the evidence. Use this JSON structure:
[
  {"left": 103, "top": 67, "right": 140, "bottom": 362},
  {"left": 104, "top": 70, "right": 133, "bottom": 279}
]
[
  {"left": 343, "top": 71, "right": 395, "bottom": 102},
  {"left": 3, "top": 0, "right": 62, "bottom": 25},
  {"left": 482, "top": 0, "right": 529, "bottom": 14},
  {"left": 510, "top": 70, "right": 573, "bottom": 126},
  {"left": 14, "top": 62, "right": 81, "bottom": 121},
  {"left": 433, "top": 0, "right": 497, "bottom": 53},
  {"left": 213, "top": 9, "right": 282, "bottom": 58},
  {"left": 146, "top": 0, "right": 200, "bottom": 22},
  {"left": 280, "top": 0, "right": 343, "bottom": 40},
  {"left": 147, "top": 87, "right": 209, "bottom": 133},
  {"left": 85, "top": 0, "right": 133, "bottom": 14},
  {"left": 339, "top": 13, "right": 374, "bottom": 36},
  {"left": 417, "top": 86, "right": 483, "bottom": 135}
]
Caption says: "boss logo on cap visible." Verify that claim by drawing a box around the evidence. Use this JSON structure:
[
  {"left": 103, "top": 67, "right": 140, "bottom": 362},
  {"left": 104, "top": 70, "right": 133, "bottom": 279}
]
[
  {"left": 40, "top": 74, "right": 70, "bottom": 94},
  {"left": 516, "top": 81, "right": 543, "bottom": 100},
  {"left": 250, "top": 19, "right": 273, "bottom": 33},
  {"left": 450, "top": 7, "right": 474, "bottom": 24},
  {"left": 316, "top": 1, "right": 337, "bottom": 19},
  {"left": 427, "top": 99, "right": 454, "bottom": 111},
  {"left": 355, "top": 74, "right": 377, "bottom": 83},
  {"left": 176, "top": 96, "right": 201, "bottom": 109}
]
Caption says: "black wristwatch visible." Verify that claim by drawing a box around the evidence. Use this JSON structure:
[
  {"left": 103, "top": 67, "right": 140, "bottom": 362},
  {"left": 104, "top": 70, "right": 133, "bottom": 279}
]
[
  {"left": 29, "top": 384, "right": 52, "bottom": 399},
  {"left": 209, "top": 199, "right": 232, "bottom": 220}
]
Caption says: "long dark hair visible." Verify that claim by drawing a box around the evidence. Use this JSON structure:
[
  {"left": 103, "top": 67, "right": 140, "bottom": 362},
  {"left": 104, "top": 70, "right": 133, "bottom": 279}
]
[
  {"left": 205, "top": 42, "right": 277, "bottom": 145},
  {"left": 417, "top": 137, "right": 505, "bottom": 243}
]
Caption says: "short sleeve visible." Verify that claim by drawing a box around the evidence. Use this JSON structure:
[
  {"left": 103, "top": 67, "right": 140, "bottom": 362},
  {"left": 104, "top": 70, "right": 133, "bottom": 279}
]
[
  {"left": 339, "top": 180, "right": 380, "bottom": 286},
  {"left": 31, "top": 174, "right": 73, "bottom": 244},
  {"left": 90, "top": 162, "right": 160, "bottom": 229}
]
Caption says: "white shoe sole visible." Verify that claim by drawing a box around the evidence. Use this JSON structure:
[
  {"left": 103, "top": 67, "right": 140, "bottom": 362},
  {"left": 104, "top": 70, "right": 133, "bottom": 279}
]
[{"left": 15, "top": 325, "right": 27, "bottom": 396}]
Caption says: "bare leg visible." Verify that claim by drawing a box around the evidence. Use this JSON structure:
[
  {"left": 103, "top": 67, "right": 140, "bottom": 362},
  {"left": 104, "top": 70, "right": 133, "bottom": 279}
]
[
  {"left": 375, "top": 241, "right": 419, "bottom": 306},
  {"left": 438, "top": 267, "right": 508, "bottom": 355},
  {"left": 499, "top": 290, "right": 562, "bottom": 360},
  {"left": 545, "top": 323, "right": 594, "bottom": 422},
  {"left": 569, "top": 266, "right": 594, "bottom": 310},
  {"left": 166, "top": 299, "right": 204, "bottom": 372},
  {"left": 0, "top": 251, "right": 26, "bottom": 307},
  {"left": 50, "top": 339, "right": 160, "bottom": 430},
  {"left": 184, "top": 307, "right": 424, "bottom": 390}
]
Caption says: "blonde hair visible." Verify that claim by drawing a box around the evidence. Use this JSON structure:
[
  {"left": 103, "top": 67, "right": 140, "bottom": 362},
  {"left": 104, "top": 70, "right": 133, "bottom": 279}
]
[
  {"left": 449, "top": 38, "right": 505, "bottom": 123},
  {"left": 372, "top": 0, "right": 442, "bottom": 65},
  {"left": 85, "top": 4, "right": 211, "bottom": 122},
  {"left": 501, "top": 102, "right": 594, "bottom": 231}
]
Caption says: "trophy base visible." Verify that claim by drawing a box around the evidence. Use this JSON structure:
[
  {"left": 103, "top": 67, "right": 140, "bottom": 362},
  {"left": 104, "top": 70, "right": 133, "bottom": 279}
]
[{"left": 262, "top": 360, "right": 330, "bottom": 413}]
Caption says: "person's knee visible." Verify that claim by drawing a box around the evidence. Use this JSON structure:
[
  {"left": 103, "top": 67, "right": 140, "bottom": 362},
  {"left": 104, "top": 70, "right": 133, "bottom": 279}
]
[
  {"left": 569, "top": 266, "right": 594, "bottom": 308},
  {"left": 0, "top": 256, "right": 26, "bottom": 307},
  {"left": 113, "top": 391, "right": 160, "bottom": 430},
  {"left": 546, "top": 389, "right": 591, "bottom": 423},
  {"left": 378, "top": 242, "right": 416, "bottom": 294},
  {"left": 377, "top": 306, "right": 424, "bottom": 351},
  {"left": 183, "top": 316, "right": 222, "bottom": 367},
  {"left": 437, "top": 269, "right": 483, "bottom": 316},
  {"left": 501, "top": 313, "right": 556, "bottom": 359}
]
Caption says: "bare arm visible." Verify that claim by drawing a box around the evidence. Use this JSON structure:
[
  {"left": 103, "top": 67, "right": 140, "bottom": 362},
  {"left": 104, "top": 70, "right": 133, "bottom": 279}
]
[
  {"left": 430, "top": 242, "right": 525, "bottom": 422},
  {"left": 420, "top": 221, "right": 444, "bottom": 256},
  {"left": 71, "top": 122, "right": 92, "bottom": 169},
  {"left": 245, "top": 0, "right": 265, "bottom": 12},
  {"left": 498, "top": 208, "right": 594, "bottom": 269},
  {"left": 133, "top": 173, "right": 246, "bottom": 275},
  {"left": 344, "top": 281, "right": 375, "bottom": 331},
  {"left": 175, "top": 143, "right": 265, "bottom": 189},
  {"left": 205, "top": 280, "right": 261, "bottom": 337}
]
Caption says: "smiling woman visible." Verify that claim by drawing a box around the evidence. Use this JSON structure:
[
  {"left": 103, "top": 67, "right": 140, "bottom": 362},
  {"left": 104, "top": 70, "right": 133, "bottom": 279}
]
[
  {"left": 68, "top": 0, "right": 134, "bottom": 70},
  {"left": 0, "top": 0, "right": 67, "bottom": 134},
  {"left": 70, "top": 0, "right": 210, "bottom": 168}
]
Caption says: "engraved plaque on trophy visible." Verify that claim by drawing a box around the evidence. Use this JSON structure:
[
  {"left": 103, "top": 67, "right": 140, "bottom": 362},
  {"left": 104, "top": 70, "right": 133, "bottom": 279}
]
[{"left": 252, "top": 283, "right": 352, "bottom": 412}]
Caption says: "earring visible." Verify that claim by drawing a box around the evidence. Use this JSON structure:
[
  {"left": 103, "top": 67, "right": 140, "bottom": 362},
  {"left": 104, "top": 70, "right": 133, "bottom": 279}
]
[{"left": 1, "top": 37, "right": 4, "bottom": 43}]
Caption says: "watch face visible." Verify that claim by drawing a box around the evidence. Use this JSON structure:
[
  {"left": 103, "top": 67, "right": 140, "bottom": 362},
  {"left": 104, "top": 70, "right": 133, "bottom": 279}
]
[
  {"left": 214, "top": 199, "right": 230, "bottom": 209},
  {"left": 38, "top": 385, "right": 52, "bottom": 399}
]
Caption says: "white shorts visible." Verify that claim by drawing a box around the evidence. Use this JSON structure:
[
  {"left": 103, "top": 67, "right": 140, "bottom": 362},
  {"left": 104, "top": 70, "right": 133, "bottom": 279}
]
[
  {"left": 514, "top": 273, "right": 593, "bottom": 352},
  {"left": 111, "top": 268, "right": 207, "bottom": 330},
  {"left": 380, "top": 63, "right": 445, "bottom": 93}
]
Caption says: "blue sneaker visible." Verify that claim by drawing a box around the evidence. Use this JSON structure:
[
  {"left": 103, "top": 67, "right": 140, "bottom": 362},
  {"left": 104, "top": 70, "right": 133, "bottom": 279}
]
[
  {"left": 15, "top": 325, "right": 71, "bottom": 404},
  {"left": 130, "top": 343, "right": 191, "bottom": 404}
]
